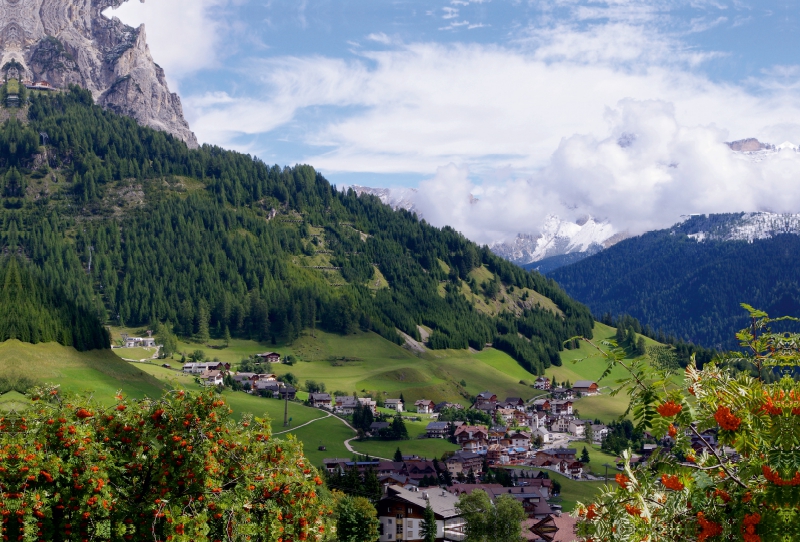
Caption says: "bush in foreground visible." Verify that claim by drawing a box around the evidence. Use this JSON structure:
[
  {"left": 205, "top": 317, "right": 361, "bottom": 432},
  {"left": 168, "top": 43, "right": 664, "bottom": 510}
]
[
  {"left": 1, "top": 387, "right": 332, "bottom": 541},
  {"left": 576, "top": 306, "right": 800, "bottom": 541}
]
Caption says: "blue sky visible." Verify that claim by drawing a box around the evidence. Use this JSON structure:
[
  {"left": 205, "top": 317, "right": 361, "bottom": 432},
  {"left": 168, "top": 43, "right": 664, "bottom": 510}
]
[{"left": 110, "top": 0, "right": 800, "bottom": 241}]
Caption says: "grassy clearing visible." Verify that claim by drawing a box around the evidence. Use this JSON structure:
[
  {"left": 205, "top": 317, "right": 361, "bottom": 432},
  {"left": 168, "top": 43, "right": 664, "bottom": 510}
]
[
  {"left": 352, "top": 414, "right": 459, "bottom": 460},
  {"left": 287, "top": 417, "right": 355, "bottom": 466},
  {"left": 113, "top": 347, "right": 157, "bottom": 361}
]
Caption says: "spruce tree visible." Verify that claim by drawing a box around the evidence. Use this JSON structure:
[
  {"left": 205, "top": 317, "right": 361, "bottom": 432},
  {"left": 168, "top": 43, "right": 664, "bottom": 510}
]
[{"left": 421, "top": 502, "right": 437, "bottom": 542}]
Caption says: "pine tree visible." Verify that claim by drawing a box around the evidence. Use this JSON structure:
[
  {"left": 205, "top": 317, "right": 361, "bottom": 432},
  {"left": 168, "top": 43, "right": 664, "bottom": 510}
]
[
  {"left": 421, "top": 502, "right": 437, "bottom": 542},
  {"left": 224, "top": 325, "right": 231, "bottom": 347},
  {"left": 394, "top": 447, "right": 403, "bottom": 462},
  {"left": 581, "top": 446, "right": 590, "bottom": 464}
]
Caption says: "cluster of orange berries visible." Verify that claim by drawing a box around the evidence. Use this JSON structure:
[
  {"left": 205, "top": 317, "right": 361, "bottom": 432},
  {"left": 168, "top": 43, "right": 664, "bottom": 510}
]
[
  {"left": 761, "top": 465, "right": 800, "bottom": 486},
  {"left": 714, "top": 406, "right": 742, "bottom": 431},
  {"left": 696, "top": 512, "right": 723, "bottom": 542},
  {"left": 615, "top": 474, "right": 630, "bottom": 488},
  {"left": 742, "top": 513, "right": 761, "bottom": 542},
  {"left": 656, "top": 401, "right": 682, "bottom": 417},
  {"left": 660, "top": 474, "right": 684, "bottom": 491}
]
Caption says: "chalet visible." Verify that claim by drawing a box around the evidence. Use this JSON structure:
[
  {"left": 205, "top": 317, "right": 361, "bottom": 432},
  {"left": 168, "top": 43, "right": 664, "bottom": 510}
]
[
  {"left": 562, "top": 461, "right": 584, "bottom": 478},
  {"left": 513, "top": 410, "right": 528, "bottom": 426},
  {"left": 425, "top": 421, "right": 450, "bottom": 439},
  {"left": 543, "top": 448, "right": 577, "bottom": 461},
  {"left": 550, "top": 387, "right": 574, "bottom": 400},
  {"left": 377, "top": 486, "right": 465, "bottom": 542},
  {"left": 232, "top": 372, "right": 257, "bottom": 389},
  {"left": 487, "top": 444, "right": 504, "bottom": 464},
  {"left": 445, "top": 451, "right": 483, "bottom": 477},
  {"left": 309, "top": 393, "right": 333, "bottom": 409},
  {"left": 378, "top": 473, "right": 418, "bottom": 489},
  {"left": 507, "top": 431, "right": 531, "bottom": 449},
  {"left": 572, "top": 380, "right": 599, "bottom": 396},
  {"left": 532, "top": 399, "right": 551, "bottom": 412},
  {"left": 182, "top": 361, "right": 231, "bottom": 374},
  {"left": 591, "top": 424, "right": 609, "bottom": 444},
  {"left": 549, "top": 416, "right": 573, "bottom": 434},
  {"left": 404, "top": 460, "right": 439, "bottom": 482},
  {"left": 533, "top": 377, "right": 551, "bottom": 390},
  {"left": 385, "top": 398, "right": 404, "bottom": 412},
  {"left": 123, "top": 336, "right": 156, "bottom": 348},
  {"left": 474, "top": 402, "right": 498, "bottom": 419},
  {"left": 370, "top": 422, "right": 391, "bottom": 435},
  {"left": 461, "top": 439, "right": 488, "bottom": 454},
  {"left": 475, "top": 391, "right": 497, "bottom": 407},
  {"left": 28, "top": 80, "right": 53, "bottom": 91},
  {"left": 502, "top": 397, "right": 526, "bottom": 411},
  {"left": 434, "top": 401, "right": 462, "bottom": 413},
  {"left": 568, "top": 420, "right": 586, "bottom": 438},
  {"left": 254, "top": 381, "right": 296, "bottom": 400},
  {"left": 377, "top": 461, "right": 406, "bottom": 476},
  {"left": 550, "top": 400, "right": 573, "bottom": 416},
  {"left": 322, "top": 458, "right": 350, "bottom": 474},
  {"left": 454, "top": 425, "right": 488, "bottom": 447},
  {"left": 255, "top": 352, "right": 282, "bottom": 363},
  {"left": 488, "top": 487, "right": 554, "bottom": 519},
  {"left": 200, "top": 370, "right": 224, "bottom": 387},
  {"left": 488, "top": 426, "right": 508, "bottom": 444},
  {"left": 359, "top": 397, "right": 378, "bottom": 415},
  {"left": 414, "top": 399, "right": 436, "bottom": 414},
  {"left": 334, "top": 396, "right": 358, "bottom": 415},
  {"left": 495, "top": 408, "right": 515, "bottom": 426}
]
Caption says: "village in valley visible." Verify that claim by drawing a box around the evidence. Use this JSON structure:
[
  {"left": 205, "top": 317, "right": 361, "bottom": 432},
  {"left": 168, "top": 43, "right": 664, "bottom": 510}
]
[{"left": 138, "top": 340, "right": 627, "bottom": 542}]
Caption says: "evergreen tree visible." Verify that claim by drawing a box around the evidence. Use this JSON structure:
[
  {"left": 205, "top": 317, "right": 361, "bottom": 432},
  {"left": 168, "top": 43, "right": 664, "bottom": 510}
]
[
  {"left": 421, "top": 502, "right": 437, "bottom": 542},
  {"left": 391, "top": 415, "right": 409, "bottom": 440},
  {"left": 394, "top": 447, "right": 403, "bottom": 462},
  {"left": 581, "top": 446, "right": 591, "bottom": 464}
]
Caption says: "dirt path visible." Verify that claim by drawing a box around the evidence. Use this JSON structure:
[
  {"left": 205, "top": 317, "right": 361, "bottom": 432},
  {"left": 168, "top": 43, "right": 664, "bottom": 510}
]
[{"left": 273, "top": 411, "right": 334, "bottom": 435}]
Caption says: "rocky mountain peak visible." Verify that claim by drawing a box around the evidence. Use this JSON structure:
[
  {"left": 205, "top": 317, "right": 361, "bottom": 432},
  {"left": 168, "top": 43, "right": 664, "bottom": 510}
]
[{"left": 0, "top": 0, "right": 198, "bottom": 148}]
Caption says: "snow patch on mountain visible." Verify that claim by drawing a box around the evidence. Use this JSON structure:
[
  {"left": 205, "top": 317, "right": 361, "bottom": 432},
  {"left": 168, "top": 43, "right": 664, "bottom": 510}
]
[
  {"left": 348, "top": 184, "right": 625, "bottom": 266},
  {"left": 489, "top": 215, "right": 622, "bottom": 265},
  {"left": 677, "top": 212, "right": 800, "bottom": 242}
]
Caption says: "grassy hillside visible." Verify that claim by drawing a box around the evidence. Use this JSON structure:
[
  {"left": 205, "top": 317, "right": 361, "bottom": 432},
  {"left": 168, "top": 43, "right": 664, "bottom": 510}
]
[
  {"left": 0, "top": 340, "right": 163, "bottom": 400},
  {"left": 112, "top": 327, "right": 543, "bottom": 404},
  {"left": 546, "top": 322, "right": 665, "bottom": 423}
]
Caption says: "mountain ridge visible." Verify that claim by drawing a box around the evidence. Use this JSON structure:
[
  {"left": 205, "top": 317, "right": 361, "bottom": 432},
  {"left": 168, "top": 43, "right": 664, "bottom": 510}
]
[{"left": 0, "top": 0, "right": 197, "bottom": 147}]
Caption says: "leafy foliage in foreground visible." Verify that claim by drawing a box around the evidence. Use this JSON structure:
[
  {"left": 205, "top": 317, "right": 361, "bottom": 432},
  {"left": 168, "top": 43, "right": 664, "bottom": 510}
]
[
  {"left": 575, "top": 306, "right": 800, "bottom": 541},
  {"left": 0, "top": 87, "right": 593, "bottom": 373},
  {"left": 0, "top": 387, "right": 332, "bottom": 541}
]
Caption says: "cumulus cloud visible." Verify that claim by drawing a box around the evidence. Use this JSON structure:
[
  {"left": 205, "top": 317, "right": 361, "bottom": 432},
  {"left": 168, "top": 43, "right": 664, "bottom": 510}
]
[
  {"left": 408, "top": 99, "right": 800, "bottom": 244},
  {"left": 107, "top": 0, "right": 229, "bottom": 80}
]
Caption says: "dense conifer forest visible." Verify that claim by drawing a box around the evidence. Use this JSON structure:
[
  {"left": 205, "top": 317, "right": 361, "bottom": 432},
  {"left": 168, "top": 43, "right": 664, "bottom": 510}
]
[
  {"left": 0, "top": 86, "right": 593, "bottom": 372},
  {"left": 550, "top": 228, "right": 800, "bottom": 348}
]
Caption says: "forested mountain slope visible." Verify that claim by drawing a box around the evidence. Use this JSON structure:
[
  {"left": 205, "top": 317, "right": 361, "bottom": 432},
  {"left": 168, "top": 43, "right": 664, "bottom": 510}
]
[
  {"left": 549, "top": 228, "right": 800, "bottom": 348},
  {"left": 0, "top": 86, "right": 593, "bottom": 374}
]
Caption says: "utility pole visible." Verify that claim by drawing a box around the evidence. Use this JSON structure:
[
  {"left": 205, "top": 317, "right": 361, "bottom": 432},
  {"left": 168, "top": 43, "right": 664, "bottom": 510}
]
[{"left": 283, "top": 389, "right": 289, "bottom": 427}]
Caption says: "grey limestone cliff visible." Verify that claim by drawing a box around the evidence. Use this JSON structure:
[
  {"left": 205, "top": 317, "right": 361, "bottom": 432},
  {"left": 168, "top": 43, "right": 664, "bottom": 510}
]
[{"left": 0, "top": 0, "right": 198, "bottom": 147}]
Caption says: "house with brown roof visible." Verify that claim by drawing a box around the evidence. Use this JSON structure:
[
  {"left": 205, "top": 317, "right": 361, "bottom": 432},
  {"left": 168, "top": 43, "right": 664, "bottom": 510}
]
[
  {"left": 572, "top": 380, "right": 599, "bottom": 396},
  {"left": 414, "top": 399, "right": 436, "bottom": 414},
  {"left": 377, "top": 486, "right": 465, "bottom": 542}
]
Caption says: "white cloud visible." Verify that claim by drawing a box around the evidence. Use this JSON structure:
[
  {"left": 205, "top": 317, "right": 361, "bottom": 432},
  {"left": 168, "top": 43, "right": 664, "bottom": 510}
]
[{"left": 107, "top": 0, "right": 229, "bottom": 82}]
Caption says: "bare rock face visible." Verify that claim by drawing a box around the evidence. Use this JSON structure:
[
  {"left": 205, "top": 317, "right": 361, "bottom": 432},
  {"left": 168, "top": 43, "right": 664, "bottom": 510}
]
[{"left": 0, "top": 0, "right": 198, "bottom": 148}]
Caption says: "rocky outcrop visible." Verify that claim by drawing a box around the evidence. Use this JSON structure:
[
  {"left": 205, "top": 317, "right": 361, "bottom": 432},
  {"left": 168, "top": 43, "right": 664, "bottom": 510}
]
[{"left": 0, "top": 0, "right": 198, "bottom": 148}]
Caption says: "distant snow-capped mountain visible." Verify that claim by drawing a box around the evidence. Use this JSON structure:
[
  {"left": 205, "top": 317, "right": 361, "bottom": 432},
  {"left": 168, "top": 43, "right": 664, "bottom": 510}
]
[
  {"left": 489, "top": 215, "right": 625, "bottom": 266},
  {"left": 350, "top": 185, "right": 419, "bottom": 214},
  {"left": 727, "top": 138, "right": 797, "bottom": 163},
  {"left": 348, "top": 185, "right": 625, "bottom": 268},
  {"left": 675, "top": 212, "right": 800, "bottom": 242}
]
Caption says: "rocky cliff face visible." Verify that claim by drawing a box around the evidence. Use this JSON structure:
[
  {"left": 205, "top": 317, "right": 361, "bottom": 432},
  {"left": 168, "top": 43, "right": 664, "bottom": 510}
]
[{"left": 0, "top": 0, "right": 198, "bottom": 147}]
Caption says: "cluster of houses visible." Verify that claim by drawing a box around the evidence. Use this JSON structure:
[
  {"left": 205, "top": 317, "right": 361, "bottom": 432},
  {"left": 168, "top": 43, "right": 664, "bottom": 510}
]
[
  {"left": 323, "top": 456, "right": 576, "bottom": 541},
  {"left": 391, "top": 383, "right": 607, "bottom": 480},
  {"left": 180, "top": 361, "right": 299, "bottom": 398},
  {"left": 120, "top": 332, "right": 156, "bottom": 348}
]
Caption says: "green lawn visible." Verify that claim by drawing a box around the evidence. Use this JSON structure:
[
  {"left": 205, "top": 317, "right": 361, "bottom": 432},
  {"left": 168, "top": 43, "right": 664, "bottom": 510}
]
[
  {"left": 352, "top": 414, "right": 459, "bottom": 460},
  {"left": 113, "top": 347, "right": 157, "bottom": 361},
  {"left": 288, "top": 416, "right": 355, "bottom": 466}
]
